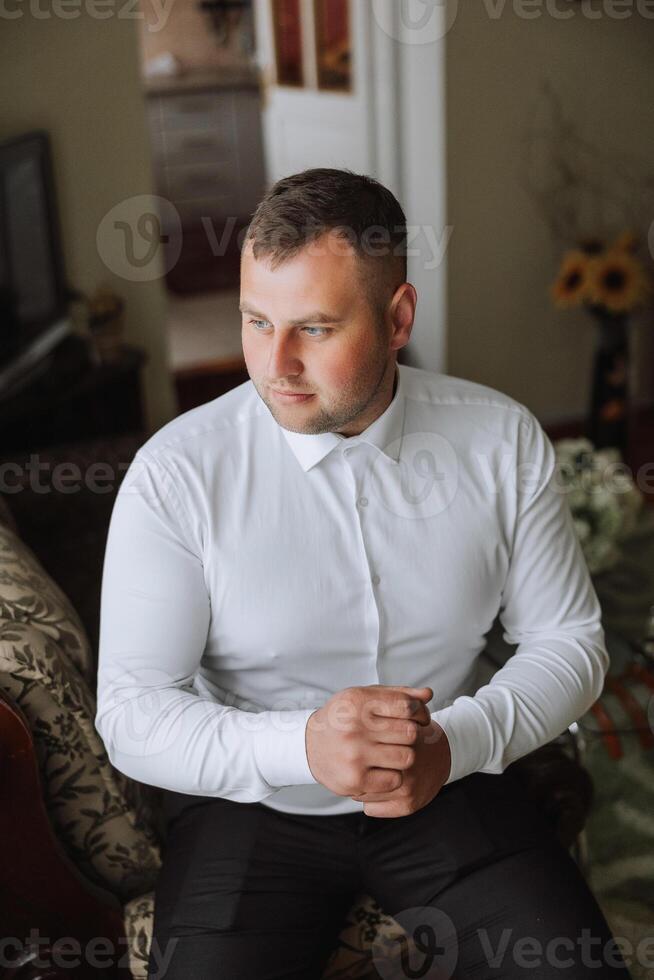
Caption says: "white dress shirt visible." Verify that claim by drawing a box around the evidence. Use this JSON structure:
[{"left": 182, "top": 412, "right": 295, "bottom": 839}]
[{"left": 95, "top": 363, "right": 609, "bottom": 815}]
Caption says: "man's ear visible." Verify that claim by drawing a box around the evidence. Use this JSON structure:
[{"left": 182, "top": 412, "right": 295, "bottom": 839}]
[{"left": 389, "top": 283, "right": 416, "bottom": 351}]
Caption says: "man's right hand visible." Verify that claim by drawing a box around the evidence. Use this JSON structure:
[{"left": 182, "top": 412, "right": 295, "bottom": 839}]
[{"left": 305, "top": 684, "right": 434, "bottom": 797}]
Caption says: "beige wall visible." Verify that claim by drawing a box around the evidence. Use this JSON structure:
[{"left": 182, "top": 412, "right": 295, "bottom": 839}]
[
  {"left": 445, "top": 3, "right": 654, "bottom": 424},
  {"left": 0, "top": 9, "right": 176, "bottom": 433},
  {"left": 138, "top": 0, "right": 253, "bottom": 72}
]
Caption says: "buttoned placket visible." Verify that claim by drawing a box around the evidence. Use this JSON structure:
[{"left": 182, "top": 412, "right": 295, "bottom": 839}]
[{"left": 341, "top": 443, "right": 383, "bottom": 676}]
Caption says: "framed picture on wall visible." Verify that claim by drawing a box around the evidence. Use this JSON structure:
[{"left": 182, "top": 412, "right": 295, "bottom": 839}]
[
  {"left": 314, "top": 0, "right": 351, "bottom": 92},
  {"left": 272, "top": 0, "right": 304, "bottom": 87}
]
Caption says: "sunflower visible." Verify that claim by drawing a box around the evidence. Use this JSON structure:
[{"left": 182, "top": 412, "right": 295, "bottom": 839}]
[
  {"left": 585, "top": 248, "right": 651, "bottom": 314},
  {"left": 551, "top": 250, "right": 592, "bottom": 309}
]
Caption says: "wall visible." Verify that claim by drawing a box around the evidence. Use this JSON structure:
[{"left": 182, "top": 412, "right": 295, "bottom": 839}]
[
  {"left": 0, "top": 8, "right": 177, "bottom": 433},
  {"left": 395, "top": 0, "right": 449, "bottom": 376},
  {"left": 139, "top": 0, "right": 255, "bottom": 72},
  {"left": 445, "top": 1, "right": 654, "bottom": 423}
]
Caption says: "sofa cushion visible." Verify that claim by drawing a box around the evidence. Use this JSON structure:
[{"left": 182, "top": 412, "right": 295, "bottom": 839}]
[
  {"left": 0, "top": 517, "right": 94, "bottom": 687},
  {"left": 0, "top": 618, "right": 163, "bottom": 903}
]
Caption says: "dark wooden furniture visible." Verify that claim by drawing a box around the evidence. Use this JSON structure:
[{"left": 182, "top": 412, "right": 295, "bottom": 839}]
[
  {"left": 0, "top": 335, "right": 147, "bottom": 453},
  {"left": 0, "top": 689, "right": 130, "bottom": 980},
  {"left": 145, "top": 78, "right": 266, "bottom": 295},
  {"left": 173, "top": 354, "right": 249, "bottom": 413}
]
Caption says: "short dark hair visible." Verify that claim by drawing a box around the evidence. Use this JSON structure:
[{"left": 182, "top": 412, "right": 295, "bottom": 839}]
[{"left": 243, "top": 168, "right": 408, "bottom": 318}]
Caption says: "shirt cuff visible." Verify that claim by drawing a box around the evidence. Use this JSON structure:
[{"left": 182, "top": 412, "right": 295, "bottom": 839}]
[
  {"left": 431, "top": 698, "right": 495, "bottom": 785},
  {"left": 252, "top": 708, "right": 319, "bottom": 788}
]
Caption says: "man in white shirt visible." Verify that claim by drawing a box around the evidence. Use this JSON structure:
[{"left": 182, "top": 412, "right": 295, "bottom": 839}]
[{"left": 95, "top": 169, "right": 630, "bottom": 978}]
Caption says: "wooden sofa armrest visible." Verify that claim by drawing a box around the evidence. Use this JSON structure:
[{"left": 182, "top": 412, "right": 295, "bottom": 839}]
[{"left": 0, "top": 688, "right": 132, "bottom": 979}]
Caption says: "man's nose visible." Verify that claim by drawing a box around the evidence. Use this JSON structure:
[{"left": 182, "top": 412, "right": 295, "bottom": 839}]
[{"left": 268, "top": 335, "right": 302, "bottom": 378}]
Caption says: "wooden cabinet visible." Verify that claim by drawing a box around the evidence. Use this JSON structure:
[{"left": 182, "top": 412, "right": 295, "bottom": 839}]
[
  {"left": 0, "top": 336, "right": 147, "bottom": 452},
  {"left": 146, "top": 86, "right": 266, "bottom": 229},
  {"left": 145, "top": 81, "right": 266, "bottom": 292}
]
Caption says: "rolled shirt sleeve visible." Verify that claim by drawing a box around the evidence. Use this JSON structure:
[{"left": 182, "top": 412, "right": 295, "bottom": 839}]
[
  {"left": 94, "top": 449, "right": 317, "bottom": 802},
  {"left": 432, "top": 413, "right": 609, "bottom": 785}
]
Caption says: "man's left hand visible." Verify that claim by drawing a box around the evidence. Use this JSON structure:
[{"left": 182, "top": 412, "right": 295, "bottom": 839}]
[{"left": 350, "top": 719, "right": 451, "bottom": 817}]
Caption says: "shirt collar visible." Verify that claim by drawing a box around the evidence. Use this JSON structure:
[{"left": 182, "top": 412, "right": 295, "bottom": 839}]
[{"left": 278, "top": 363, "right": 406, "bottom": 473}]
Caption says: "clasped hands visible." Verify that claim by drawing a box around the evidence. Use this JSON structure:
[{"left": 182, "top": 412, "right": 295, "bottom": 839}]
[{"left": 305, "top": 684, "right": 451, "bottom": 818}]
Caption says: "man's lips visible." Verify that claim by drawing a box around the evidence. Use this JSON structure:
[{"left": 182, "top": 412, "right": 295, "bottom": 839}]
[{"left": 271, "top": 388, "right": 315, "bottom": 401}]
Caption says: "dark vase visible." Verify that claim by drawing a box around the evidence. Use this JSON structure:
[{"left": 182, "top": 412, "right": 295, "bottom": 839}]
[{"left": 586, "top": 310, "right": 630, "bottom": 457}]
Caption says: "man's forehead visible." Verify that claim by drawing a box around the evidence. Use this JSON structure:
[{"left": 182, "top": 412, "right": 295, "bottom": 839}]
[{"left": 240, "top": 234, "right": 380, "bottom": 320}]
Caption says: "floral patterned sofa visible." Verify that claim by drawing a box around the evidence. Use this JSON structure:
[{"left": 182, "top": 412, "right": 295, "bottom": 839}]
[
  {"left": 0, "top": 452, "right": 592, "bottom": 979},
  {"left": 0, "top": 477, "right": 439, "bottom": 979}
]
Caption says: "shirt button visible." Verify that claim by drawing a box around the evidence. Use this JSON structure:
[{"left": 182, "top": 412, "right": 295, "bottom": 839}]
[
  {"left": 343, "top": 447, "right": 353, "bottom": 457},
  {"left": 357, "top": 496, "right": 368, "bottom": 507},
  {"left": 371, "top": 573, "right": 380, "bottom": 586}
]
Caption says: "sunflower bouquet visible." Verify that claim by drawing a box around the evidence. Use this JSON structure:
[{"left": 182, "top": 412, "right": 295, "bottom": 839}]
[
  {"left": 554, "top": 437, "right": 643, "bottom": 575},
  {"left": 551, "top": 232, "right": 654, "bottom": 456},
  {"left": 551, "top": 231, "right": 652, "bottom": 316}
]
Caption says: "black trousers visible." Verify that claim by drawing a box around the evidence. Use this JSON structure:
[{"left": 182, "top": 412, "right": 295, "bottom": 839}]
[{"left": 146, "top": 768, "right": 632, "bottom": 979}]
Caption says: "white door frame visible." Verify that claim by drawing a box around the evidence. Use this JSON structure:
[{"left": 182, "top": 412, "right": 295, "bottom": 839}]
[
  {"left": 395, "top": 0, "right": 448, "bottom": 375},
  {"left": 254, "top": 0, "right": 448, "bottom": 373}
]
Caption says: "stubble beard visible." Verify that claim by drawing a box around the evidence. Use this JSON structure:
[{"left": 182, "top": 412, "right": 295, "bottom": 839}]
[{"left": 256, "top": 343, "right": 391, "bottom": 436}]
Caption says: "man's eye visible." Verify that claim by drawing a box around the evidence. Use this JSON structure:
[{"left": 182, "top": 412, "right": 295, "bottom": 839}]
[{"left": 248, "top": 320, "right": 330, "bottom": 337}]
